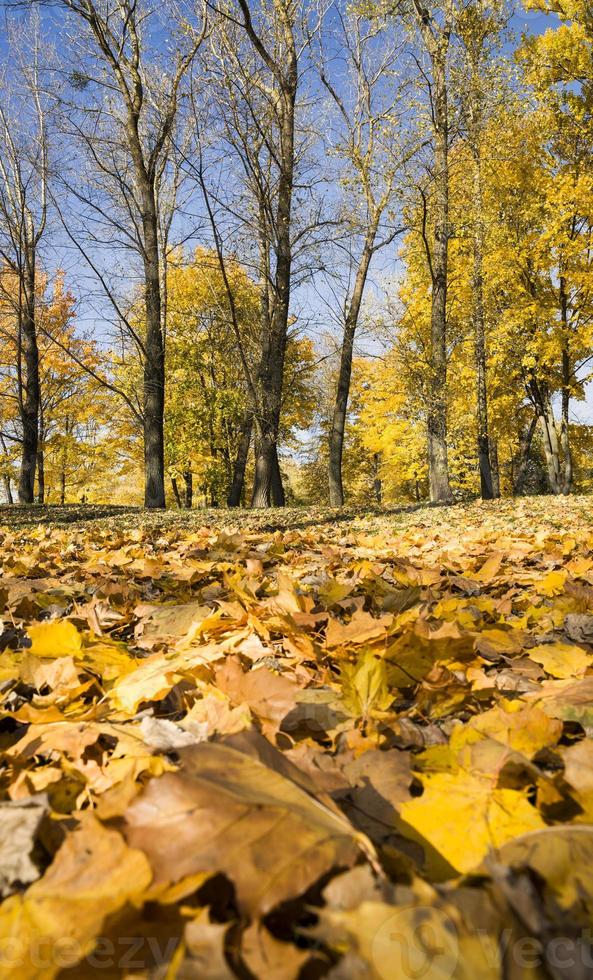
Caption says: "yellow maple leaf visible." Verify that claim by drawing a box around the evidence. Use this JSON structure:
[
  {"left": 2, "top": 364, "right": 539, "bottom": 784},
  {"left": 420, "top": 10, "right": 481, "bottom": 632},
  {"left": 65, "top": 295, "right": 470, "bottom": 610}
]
[
  {"left": 401, "top": 771, "right": 545, "bottom": 873},
  {"left": 536, "top": 570, "right": 567, "bottom": 597},
  {"left": 529, "top": 642, "right": 592, "bottom": 679},
  {"left": 26, "top": 621, "right": 82, "bottom": 660}
]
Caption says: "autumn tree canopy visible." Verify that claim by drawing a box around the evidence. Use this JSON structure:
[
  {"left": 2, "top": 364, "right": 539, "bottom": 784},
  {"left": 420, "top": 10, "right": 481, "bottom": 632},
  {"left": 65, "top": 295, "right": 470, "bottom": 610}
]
[{"left": 0, "top": 0, "right": 591, "bottom": 508}]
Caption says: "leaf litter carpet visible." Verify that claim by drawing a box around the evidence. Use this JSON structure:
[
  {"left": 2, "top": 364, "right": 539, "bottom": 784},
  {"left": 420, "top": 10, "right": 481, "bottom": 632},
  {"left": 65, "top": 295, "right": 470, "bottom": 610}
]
[{"left": 1, "top": 497, "right": 593, "bottom": 978}]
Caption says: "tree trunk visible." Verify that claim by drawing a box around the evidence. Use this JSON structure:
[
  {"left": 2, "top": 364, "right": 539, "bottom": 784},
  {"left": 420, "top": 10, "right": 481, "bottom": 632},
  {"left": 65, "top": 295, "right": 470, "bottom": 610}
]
[
  {"left": 60, "top": 469, "right": 66, "bottom": 505},
  {"left": 183, "top": 470, "right": 193, "bottom": 509},
  {"left": 271, "top": 444, "right": 285, "bottom": 506},
  {"left": 140, "top": 180, "right": 166, "bottom": 509},
  {"left": 471, "top": 142, "right": 494, "bottom": 500},
  {"left": 560, "top": 348, "right": 573, "bottom": 495},
  {"left": 372, "top": 453, "right": 382, "bottom": 505},
  {"left": 3, "top": 475, "right": 13, "bottom": 505},
  {"left": 513, "top": 414, "right": 537, "bottom": 494},
  {"left": 170, "top": 476, "right": 182, "bottom": 508},
  {"left": 559, "top": 281, "right": 572, "bottom": 495},
  {"left": 251, "top": 75, "right": 296, "bottom": 508},
  {"left": 426, "top": 51, "right": 452, "bottom": 504},
  {"left": 36, "top": 444, "right": 45, "bottom": 505},
  {"left": 18, "top": 263, "right": 40, "bottom": 505},
  {"left": 227, "top": 410, "right": 252, "bottom": 507},
  {"left": 489, "top": 438, "right": 500, "bottom": 498},
  {"left": 329, "top": 233, "right": 377, "bottom": 507},
  {"left": 539, "top": 400, "right": 562, "bottom": 494},
  {"left": 251, "top": 432, "right": 276, "bottom": 508}
]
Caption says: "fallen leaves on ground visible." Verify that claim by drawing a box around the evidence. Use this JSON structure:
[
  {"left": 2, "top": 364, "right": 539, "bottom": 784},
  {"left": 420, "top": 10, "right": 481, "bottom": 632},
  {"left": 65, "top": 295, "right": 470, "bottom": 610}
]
[{"left": 1, "top": 496, "right": 593, "bottom": 976}]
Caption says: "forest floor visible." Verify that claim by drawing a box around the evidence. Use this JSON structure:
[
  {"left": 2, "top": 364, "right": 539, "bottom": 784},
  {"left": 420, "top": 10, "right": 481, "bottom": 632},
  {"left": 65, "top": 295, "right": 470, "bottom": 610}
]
[{"left": 1, "top": 495, "right": 593, "bottom": 978}]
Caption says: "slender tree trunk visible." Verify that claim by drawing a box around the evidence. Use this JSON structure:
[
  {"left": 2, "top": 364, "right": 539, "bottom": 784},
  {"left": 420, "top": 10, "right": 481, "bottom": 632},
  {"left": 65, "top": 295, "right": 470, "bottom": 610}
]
[
  {"left": 271, "top": 444, "right": 285, "bottom": 506},
  {"left": 170, "top": 476, "right": 182, "bottom": 508},
  {"left": 471, "top": 143, "right": 493, "bottom": 500},
  {"left": 251, "top": 79, "right": 296, "bottom": 508},
  {"left": 427, "top": 51, "right": 452, "bottom": 504},
  {"left": 227, "top": 410, "right": 252, "bottom": 507},
  {"left": 183, "top": 470, "right": 193, "bottom": 509},
  {"left": 513, "top": 414, "right": 537, "bottom": 494},
  {"left": 489, "top": 438, "right": 500, "bottom": 498},
  {"left": 140, "top": 180, "right": 166, "bottom": 509},
  {"left": 0, "top": 433, "right": 14, "bottom": 505},
  {"left": 559, "top": 280, "right": 572, "bottom": 495},
  {"left": 36, "top": 448, "right": 45, "bottom": 504},
  {"left": 560, "top": 347, "right": 572, "bottom": 495},
  {"left": 372, "top": 453, "right": 382, "bottom": 505},
  {"left": 329, "top": 232, "right": 376, "bottom": 507},
  {"left": 3, "top": 474, "right": 13, "bottom": 504},
  {"left": 539, "top": 399, "right": 562, "bottom": 494},
  {"left": 36, "top": 415, "right": 45, "bottom": 505},
  {"left": 18, "top": 262, "right": 40, "bottom": 504},
  {"left": 60, "top": 469, "right": 66, "bottom": 505}
]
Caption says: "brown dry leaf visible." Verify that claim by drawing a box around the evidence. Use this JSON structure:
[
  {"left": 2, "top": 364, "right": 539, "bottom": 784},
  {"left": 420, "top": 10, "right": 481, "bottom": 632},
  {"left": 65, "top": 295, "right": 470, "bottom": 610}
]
[
  {"left": 492, "top": 826, "right": 593, "bottom": 922},
  {"left": 5, "top": 499, "right": 593, "bottom": 977},
  {"left": 325, "top": 608, "right": 392, "bottom": 648},
  {"left": 0, "top": 795, "right": 48, "bottom": 897},
  {"left": 181, "top": 692, "right": 252, "bottom": 737},
  {"left": 0, "top": 814, "right": 152, "bottom": 978},
  {"left": 123, "top": 730, "right": 371, "bottom": 915},
  {"left": 214, "top": 656, "right": 301, "bottom": 733},
  {"left": 135, "top": 599, "right": 212, "bottom": 649},
  {"left": 174, "top": 909, "right": 234, "bottom": 980}
]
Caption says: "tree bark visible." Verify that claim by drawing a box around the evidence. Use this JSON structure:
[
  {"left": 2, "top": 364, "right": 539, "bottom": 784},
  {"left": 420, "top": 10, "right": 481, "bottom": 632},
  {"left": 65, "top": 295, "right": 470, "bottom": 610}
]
[
  {"left": 471, "top": 143, "right": 494, "bottom": 500},
  {"left": 170, "top": 476, "right": 182, "bottom": 508},
  {"left": 36, "top": 413, "right": 45, "bottom": 505},
  {"left": 372, "top": 453, "right": 382, "bottom": 505},
  {"left": 559, "top": 280, "right": 573, "bottom": 495},
  {"left": 141, "top": 184, "right": 166, "bottom": 509},
  {"left": 489, "top": 438, "right": 500, "bottom": 498},
  {"left": 271, "top": 443, "right": 285, "bottom": 506},
  {"left": 250, "top": 37, "right": 296, "bottom": 508},
  {"left": 227, "top": 410, "right": 252, "bottom": 507},
  {"left": 513, "top": 414, "right": 537, "bottom": 494},
  {"left": 539, "top": 398, "right": 562, "bottom": 494},
  {"left": 18, "top": 263, "right": 40, "bottom": 504},
  {"left": 426, "top": 48, "right": 452, "bottom": 504},
  {"left": 251, "top": 432, "right": 276, "bottom": 508},
  {"left": 3, "top": 475, "right": 13, "bottom": 505},
  {"left": 329, "top": 230, "right": 376, "bottom": 507},
  {"left": 183, "top": 470, "right": 193, "bottom": 508}
]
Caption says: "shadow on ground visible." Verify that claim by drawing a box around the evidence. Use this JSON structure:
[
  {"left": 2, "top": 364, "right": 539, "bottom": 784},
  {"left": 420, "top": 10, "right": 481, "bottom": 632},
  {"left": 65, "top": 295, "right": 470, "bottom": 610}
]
[{"left": 0, "top": 500, "right": 448, "bottom": 532}]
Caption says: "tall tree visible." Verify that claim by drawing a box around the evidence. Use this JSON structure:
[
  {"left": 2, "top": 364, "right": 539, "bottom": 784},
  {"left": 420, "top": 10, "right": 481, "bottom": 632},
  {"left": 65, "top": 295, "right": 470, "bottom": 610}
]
[
  {"left": 195, "top": 0, "right": 312, "bottom": 507},
  {"left": 407, "top": 0, "right": 456, "bottom": 503},
  {"left": 0, "top": 20, "right": 49, "bottom": 502},
  {"left": 316, "top": 9, "right": 408, "bottom": 506},
  {"left": 48, "top": 0, "right": 205, "bottom": 507},
  {"left": 455, "top": 0, "right": 507, "bottom": 499}
]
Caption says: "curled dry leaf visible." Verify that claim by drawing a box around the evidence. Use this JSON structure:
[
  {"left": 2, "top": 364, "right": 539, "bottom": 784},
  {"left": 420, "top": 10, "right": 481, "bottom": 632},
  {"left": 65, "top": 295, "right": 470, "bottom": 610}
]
[{"left": 123, "top": 730, "right": 373, "bottom": 915}]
